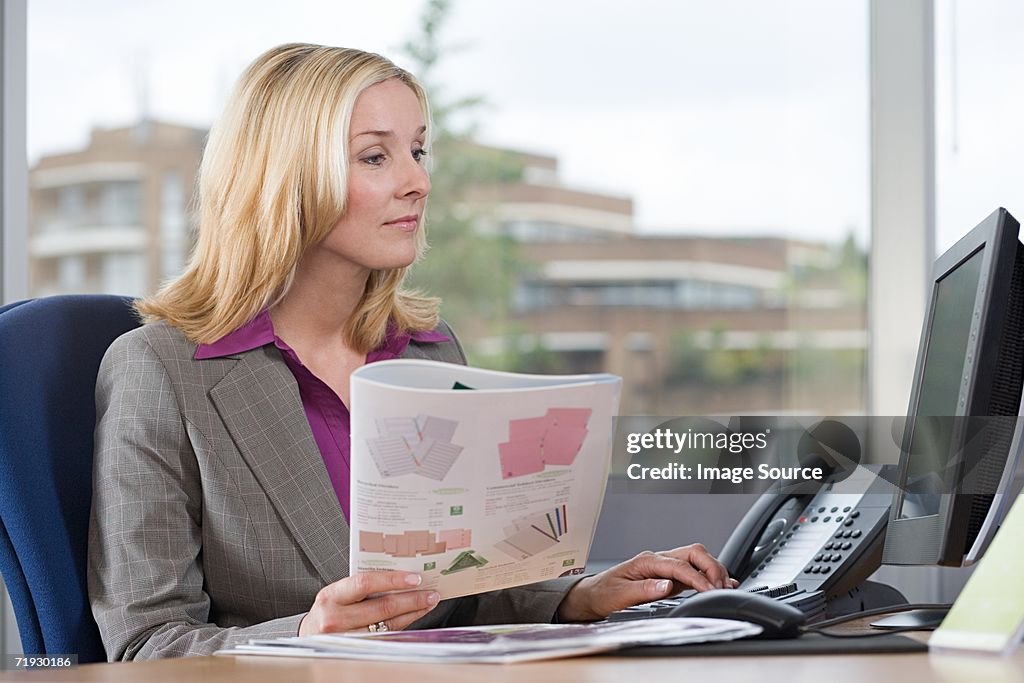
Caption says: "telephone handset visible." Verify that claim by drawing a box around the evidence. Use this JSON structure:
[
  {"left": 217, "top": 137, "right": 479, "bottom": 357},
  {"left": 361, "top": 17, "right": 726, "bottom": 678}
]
[{"left": 718, "top": 464, "right": 895, "bottom": 598}]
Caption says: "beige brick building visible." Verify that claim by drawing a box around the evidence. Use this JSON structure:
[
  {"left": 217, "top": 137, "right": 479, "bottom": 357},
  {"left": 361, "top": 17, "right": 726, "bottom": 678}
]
[{"left": 28, "top": 124, "right": 866, "bottom": 414}]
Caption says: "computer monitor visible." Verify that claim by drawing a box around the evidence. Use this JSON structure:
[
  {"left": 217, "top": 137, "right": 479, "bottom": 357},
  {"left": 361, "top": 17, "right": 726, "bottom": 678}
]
[{"left": 883, "top": 208, "right": 1024, "bottom": 568}]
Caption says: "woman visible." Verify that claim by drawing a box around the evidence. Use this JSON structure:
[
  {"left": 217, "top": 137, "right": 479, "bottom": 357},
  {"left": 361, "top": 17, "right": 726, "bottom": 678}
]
[{"left": 88, "top": 43, "right": 734, "bottom": 661}]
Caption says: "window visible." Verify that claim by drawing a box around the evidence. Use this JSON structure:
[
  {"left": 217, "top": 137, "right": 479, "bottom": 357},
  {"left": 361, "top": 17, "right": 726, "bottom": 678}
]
[
  {"left": 26, "top": 0, "right": 870, "bottom": 415},
  {"left": 935, "top": 0, "right": 1024, "bottom": 253}
]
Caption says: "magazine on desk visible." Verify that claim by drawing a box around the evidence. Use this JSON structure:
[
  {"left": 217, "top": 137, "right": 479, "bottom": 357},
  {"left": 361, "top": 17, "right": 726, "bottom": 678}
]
[
  {"left": 216, "top": 618, "right": 763, "bottom": 663},
  {"left": 347, "top": 359, "right": 622, "bottom": 600}
]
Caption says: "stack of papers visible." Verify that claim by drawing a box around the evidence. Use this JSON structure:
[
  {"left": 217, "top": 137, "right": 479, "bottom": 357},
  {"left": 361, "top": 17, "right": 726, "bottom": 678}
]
[{"left": 217, "top": 618, "right": 762, "bottom": 664}]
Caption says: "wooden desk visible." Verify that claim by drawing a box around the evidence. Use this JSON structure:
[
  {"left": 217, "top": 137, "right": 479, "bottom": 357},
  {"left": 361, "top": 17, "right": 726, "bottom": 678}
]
[{"left": 1, "top": 647, "right": 1023, "bottom": 683}]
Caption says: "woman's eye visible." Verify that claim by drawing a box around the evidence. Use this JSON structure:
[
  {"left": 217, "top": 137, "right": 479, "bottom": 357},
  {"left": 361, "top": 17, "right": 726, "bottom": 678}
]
[
  {"left": 362, "top": 153, "right": 387, "bottom": 166},
  {"left": 413, "top": 148, "right": 429, "bottom": 162}
]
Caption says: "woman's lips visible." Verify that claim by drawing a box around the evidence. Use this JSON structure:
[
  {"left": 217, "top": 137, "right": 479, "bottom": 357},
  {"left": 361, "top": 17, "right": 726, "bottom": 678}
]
[{"left": 384, "top": 216, "right": 419, "bottom": 231}]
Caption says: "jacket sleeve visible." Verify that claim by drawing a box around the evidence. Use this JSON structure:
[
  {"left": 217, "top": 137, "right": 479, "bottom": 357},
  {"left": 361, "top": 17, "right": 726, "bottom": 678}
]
[{"left": 87, "top": 332, "right": 305, "bottom": 660}]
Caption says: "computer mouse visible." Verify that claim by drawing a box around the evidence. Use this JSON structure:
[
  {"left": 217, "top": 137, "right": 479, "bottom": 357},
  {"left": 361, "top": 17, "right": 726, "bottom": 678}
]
[{"left": 666, "top": 590, "right": 806, "bottom": 639}]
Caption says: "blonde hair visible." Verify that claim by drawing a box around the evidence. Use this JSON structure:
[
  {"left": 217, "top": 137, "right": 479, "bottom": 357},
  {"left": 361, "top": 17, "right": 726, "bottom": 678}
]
[{"left": 136, "top": 43, "right": 440, "bottom": 352}]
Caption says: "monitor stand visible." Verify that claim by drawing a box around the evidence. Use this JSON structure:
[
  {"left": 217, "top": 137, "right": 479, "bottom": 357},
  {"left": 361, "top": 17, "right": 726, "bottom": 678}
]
[{"left": 870, "top": 608, "right": 950, "bottom": 630}]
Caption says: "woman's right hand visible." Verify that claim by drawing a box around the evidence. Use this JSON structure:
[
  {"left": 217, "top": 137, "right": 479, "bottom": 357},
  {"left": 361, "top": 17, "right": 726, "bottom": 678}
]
[{"left": 298, "top": 571, "right": 440, "bottom": 636}]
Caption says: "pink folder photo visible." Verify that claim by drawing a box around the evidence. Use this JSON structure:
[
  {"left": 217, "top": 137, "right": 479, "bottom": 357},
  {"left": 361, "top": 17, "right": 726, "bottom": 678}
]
[
  {"left": 546, "top": 407, "right": 591, "bottom": 429},
  {"left": 541, "top": 426, "right": 588, "bottom": 466},
  {"left": 498, "top": 438, "right": 544, "bottom": 478}
]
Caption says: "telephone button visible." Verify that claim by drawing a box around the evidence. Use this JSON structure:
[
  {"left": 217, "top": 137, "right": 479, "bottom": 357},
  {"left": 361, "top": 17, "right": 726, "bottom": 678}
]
[
  {"left": 830, "top": 507, "right": 839, "bottom": 513},
  {"left": 818, "top": 507, "right": 826, "bottom": 513},
  {"left": 852, "top": 530, "right": 862, "bottom": 538},
  {"left": 841, "top": 541, "right": 852, "bottom": 550},
  {"left": 814, "top": 554, "right": 823, "bottom": 561},
  {"left": 832, "top": 554, "right": 843, "bottom": 562},
  {"left": 836, "top": 516, "right": 844, "bottom": 522},
  {"left": 844, "top": 519, "right": 854, "bottom": 527},
  {"left": 834, "top": 531, "right": 844, "bottom": 539},
  {"left": 841, "top": 530, "right": 853, "bottom": 538},
  {"left": 804, "top": 566, "right": 813, "bottom": 574},
  {"left": 823, "top": 517, "right": 831, "bottom": 523},
  {"left": 824, "top": 542, "right": 834, "bottom": 550},
  {"left": 810, "top": 566, "right": 820, "bottom": 574},
  {"left": 850, "top": 510, "right": 861, "bottom": 519},
  {"left": 811, "top": 516, "right": 819, "bottom": 522},
  {"left": 843, "top": 506, "right": 852, "bottom": 512},
  {"left": 820, "top": 565, "right": 832, "bottom": 574}
]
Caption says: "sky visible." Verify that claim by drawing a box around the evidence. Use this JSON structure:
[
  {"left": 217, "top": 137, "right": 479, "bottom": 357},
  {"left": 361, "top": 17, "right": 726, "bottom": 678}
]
[{"left": 25, "top": 0, "right": 1024, "bottom": 251}]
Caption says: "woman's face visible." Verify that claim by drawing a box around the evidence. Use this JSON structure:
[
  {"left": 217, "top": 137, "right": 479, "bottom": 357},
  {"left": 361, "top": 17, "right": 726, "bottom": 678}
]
[{"left": 317, "top": 77, "right": 430, "bottom": 273}]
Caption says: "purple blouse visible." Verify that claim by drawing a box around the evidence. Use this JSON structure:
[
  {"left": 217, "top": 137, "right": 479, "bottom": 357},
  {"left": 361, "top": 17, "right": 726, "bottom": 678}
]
[{"left": 194, "top": 310, "right": 449, "bottom": 520}]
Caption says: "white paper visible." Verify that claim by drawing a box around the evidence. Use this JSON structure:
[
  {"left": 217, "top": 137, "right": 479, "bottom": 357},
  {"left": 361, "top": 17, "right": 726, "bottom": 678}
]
[
  {"left": 348, "top": 359, "right": 622, "bottom": 599},
  {"left": 217, "top": 618, "right": 763, "bottom": 664}
]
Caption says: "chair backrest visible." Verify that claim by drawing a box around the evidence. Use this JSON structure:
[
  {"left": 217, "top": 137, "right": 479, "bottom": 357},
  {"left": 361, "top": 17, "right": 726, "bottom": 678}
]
[{"left": 0, "top": 295, "right": 139, "bottom": 662}]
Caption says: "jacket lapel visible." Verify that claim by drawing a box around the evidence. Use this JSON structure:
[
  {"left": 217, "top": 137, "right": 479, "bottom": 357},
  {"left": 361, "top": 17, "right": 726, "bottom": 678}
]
[{"left": 209, "top": 345, "right": 348, "bottom": 585}]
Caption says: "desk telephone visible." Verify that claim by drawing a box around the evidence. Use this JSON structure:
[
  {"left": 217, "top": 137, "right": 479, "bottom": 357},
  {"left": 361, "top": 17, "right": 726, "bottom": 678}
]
[
  {"left": 718, "top": 464, "right": 895, "bottom": 597},
  {"left": 609, "top": 464, "right": 896, "bottom": 621}
]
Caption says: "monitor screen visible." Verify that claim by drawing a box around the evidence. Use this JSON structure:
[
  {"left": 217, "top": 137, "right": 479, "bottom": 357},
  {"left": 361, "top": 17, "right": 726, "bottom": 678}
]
[
  {"left": 898, "top": 248, "right": 984, "bottom": 520},
  {"left": 883, "top": 208, "right": 1024, "bottom": 567}
]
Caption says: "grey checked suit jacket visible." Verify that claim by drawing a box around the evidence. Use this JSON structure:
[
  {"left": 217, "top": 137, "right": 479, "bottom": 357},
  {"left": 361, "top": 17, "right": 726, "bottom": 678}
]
[{"left": 88, "top": 320, "right": 580, "bottom": 661}]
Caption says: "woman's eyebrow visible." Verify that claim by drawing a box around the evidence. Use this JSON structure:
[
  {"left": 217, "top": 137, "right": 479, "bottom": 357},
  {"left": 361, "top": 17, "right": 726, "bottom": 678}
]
[{"left": 352, "top": 125, "right": 427, "bottom": 140}]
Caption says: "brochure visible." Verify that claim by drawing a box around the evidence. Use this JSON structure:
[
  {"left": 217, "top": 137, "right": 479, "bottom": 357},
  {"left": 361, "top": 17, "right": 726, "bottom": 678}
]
[
  {"left": 348, "top": 359, "right": 622, "bottom": 600},
  {"left": 216, "top": 618, "right": 762, "bottom": 664}
]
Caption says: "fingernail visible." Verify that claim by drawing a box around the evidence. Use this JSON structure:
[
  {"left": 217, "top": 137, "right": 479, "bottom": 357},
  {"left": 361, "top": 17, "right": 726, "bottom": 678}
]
[
  {"left": 427, "top": 592, "right": 440, "bottom": 606},
  {"left": 405, "top": 574, "right": 422, "bottom": 586},
  {"left": 655, "top": 580, "right": 671, "bottom": 593}
]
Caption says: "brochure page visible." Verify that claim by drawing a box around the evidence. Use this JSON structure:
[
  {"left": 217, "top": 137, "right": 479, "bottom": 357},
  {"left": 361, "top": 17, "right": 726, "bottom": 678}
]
[{"left": 349, "top": 359, "right": 622, "bottom": 600}]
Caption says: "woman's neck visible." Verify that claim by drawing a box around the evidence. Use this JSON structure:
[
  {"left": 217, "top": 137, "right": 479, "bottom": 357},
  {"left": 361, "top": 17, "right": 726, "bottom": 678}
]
[{"left": 270, "top": 252, "right": 370, "bottom": 347}]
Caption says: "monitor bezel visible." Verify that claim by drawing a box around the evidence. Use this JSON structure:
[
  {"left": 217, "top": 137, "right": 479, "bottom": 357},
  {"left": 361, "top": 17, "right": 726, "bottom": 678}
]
[{"left": 884, "top": 208, "right": 1022, "bottom": 566}]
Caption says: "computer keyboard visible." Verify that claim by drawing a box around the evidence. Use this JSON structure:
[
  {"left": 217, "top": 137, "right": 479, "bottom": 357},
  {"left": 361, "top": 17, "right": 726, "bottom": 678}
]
[{"left": 605, "top": 581, "right": 826, "bottom": 622}]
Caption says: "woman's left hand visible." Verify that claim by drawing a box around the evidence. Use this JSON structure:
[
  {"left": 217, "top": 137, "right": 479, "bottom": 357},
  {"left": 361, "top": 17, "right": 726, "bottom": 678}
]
[{"left": 556, "top": 544, "right": 739, "bottom": 622}]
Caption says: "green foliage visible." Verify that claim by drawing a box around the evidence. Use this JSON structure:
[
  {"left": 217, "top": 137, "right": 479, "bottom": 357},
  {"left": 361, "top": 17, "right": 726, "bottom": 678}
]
[
  {"left": 666, "top": 329, "right": 781, "bottom": 387},
  {"left": 398, "top": 0, "right": 529, "bottom": 330},
  {"left": 467, "top": 325, "right": 569, "bottom": 375},
  {"left": 781, "top": 230, "right": 868, "bottom": 305},
  {"left": 789, "top": 346, "right": 865, "bottom": 383}
]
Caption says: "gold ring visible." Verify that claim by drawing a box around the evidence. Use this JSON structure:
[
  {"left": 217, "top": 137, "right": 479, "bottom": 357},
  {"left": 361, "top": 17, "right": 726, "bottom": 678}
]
[{"left": 368, "top": 620, "right": 389, "bottom": 633}]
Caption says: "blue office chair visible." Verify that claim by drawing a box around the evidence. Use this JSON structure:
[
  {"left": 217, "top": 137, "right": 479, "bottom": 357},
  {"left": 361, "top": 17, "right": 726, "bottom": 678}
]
[{"left": 0, "top": 295, "right": 139, "bottom": 662}]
